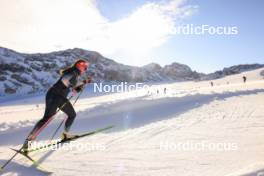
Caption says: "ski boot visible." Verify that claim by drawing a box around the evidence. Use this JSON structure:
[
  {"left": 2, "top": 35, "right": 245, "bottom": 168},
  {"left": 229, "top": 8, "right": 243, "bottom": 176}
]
[
  {"left": 61, "top": 132, "right": 78, "bottom": 141},
  {"left": 21, "top": 139, "right": 32, "bottom": 155}
]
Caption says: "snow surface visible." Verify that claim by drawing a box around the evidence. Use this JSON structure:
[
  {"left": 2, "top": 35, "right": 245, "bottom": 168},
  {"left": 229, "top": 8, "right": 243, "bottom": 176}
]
[{"left": 0, "top": 68, "right": 264, "bottom": 176}]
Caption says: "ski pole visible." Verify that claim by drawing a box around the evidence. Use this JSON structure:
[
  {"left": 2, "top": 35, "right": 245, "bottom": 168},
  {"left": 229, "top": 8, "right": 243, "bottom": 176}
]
[
  {"left": 0, "top": 95, "right": 74, "bottom": 171},
  {"left": 49, "top": 87, "right": 85, "bottom": 141},
  {"left": 0, "top": 146, "right": 22, "bottom": 171}
]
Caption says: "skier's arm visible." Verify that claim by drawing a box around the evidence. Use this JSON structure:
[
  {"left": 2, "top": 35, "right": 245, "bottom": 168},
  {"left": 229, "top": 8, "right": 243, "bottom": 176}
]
[{"left": 73, "top": 76, "right": 92, "bottom": 93}]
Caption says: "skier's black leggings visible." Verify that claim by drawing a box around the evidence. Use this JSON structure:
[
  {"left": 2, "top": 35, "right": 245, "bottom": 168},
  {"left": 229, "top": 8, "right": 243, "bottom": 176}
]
[{"left": 27, "top": 89, "right": 76, "bottom": 140}]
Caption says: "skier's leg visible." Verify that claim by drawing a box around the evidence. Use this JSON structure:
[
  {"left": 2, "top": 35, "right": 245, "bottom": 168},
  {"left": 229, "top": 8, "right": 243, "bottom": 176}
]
[
  {"left": 61, "top": 101, "right": 76, "bottom": 133},
  {"left": 26, "top": 109, "right": 56, "bottom": 141},
  {"left": 26, "top": 92, "right": 59, "bottom": 141},
  {"left": 22, "top": 99, "right": 58, "bottom": 153}
]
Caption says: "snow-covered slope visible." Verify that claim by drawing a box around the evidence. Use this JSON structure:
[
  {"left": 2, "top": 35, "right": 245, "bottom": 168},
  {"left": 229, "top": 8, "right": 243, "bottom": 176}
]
[{"left": 0, "top": 68, "right": 264, "bottom": 176}]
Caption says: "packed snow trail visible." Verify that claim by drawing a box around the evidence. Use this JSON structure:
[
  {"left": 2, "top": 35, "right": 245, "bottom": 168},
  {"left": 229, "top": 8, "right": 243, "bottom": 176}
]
[{"left": 0, "top": 68, "right": 264, "bottom": 176}]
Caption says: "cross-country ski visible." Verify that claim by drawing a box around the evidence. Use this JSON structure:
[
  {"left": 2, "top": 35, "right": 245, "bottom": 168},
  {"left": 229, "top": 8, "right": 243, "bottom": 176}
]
[
  {"left": 27, "top": 125, "right": 114, "bottom": 153},
  {"left": 10, "top": 148, "right": 53, "bottom": 174}
]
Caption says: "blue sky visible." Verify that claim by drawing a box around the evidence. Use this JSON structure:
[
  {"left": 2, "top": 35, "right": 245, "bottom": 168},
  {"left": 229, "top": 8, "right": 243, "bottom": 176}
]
[
  {"left": 0, "top": 0, "right": 263, "bottom": 73},
  {"left": 96, "top": 0, "right": 149, "bottom": 21},
  {"left": 96, "top": 0, "right": 264, "bottom": 73}
]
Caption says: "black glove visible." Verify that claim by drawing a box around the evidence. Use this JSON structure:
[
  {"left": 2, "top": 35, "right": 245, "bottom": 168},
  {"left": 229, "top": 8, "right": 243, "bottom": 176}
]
[
  {"left": 83, "top": 76, "right": 92, "bottom": 84},
  {"left": 74, "top": 84, "right": 84, "bottom": 93}
]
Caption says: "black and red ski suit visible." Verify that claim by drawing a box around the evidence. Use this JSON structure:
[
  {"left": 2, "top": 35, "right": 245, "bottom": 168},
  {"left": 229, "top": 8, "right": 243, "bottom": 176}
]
[{"left": 27, "top": 68, "right": 83, "bottom": 141}]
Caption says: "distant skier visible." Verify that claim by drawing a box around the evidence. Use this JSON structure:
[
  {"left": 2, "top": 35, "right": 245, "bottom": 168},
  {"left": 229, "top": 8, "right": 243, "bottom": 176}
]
[
  {"left": 243, "top": 76, "right": 247, "bottom": 83},
  {"left": 164, "top": 87, "right": 167, "bottom": 94},
  {"left": 22, "top": 59, "right": 92, "bottom": 153},
  {"left": 210, "top": 82, "right": 214, "bottom": 87}
]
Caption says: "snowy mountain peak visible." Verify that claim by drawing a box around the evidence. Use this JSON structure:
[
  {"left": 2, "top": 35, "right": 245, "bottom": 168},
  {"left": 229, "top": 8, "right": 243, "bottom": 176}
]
[
  {"left": 143, "top": 63, "right": 162, "bottom": 71},
  {"left": 204, "top": 64, "right": 264, "bottom": 80},
  {"left": 0, "top": 47, "right": 202, "bottom": 96}
]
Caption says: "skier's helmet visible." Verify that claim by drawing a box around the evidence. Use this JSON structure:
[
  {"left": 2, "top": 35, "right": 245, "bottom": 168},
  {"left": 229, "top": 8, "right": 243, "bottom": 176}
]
[{"left": 75, "top": 59, "right": 89, "bottom": 74}]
